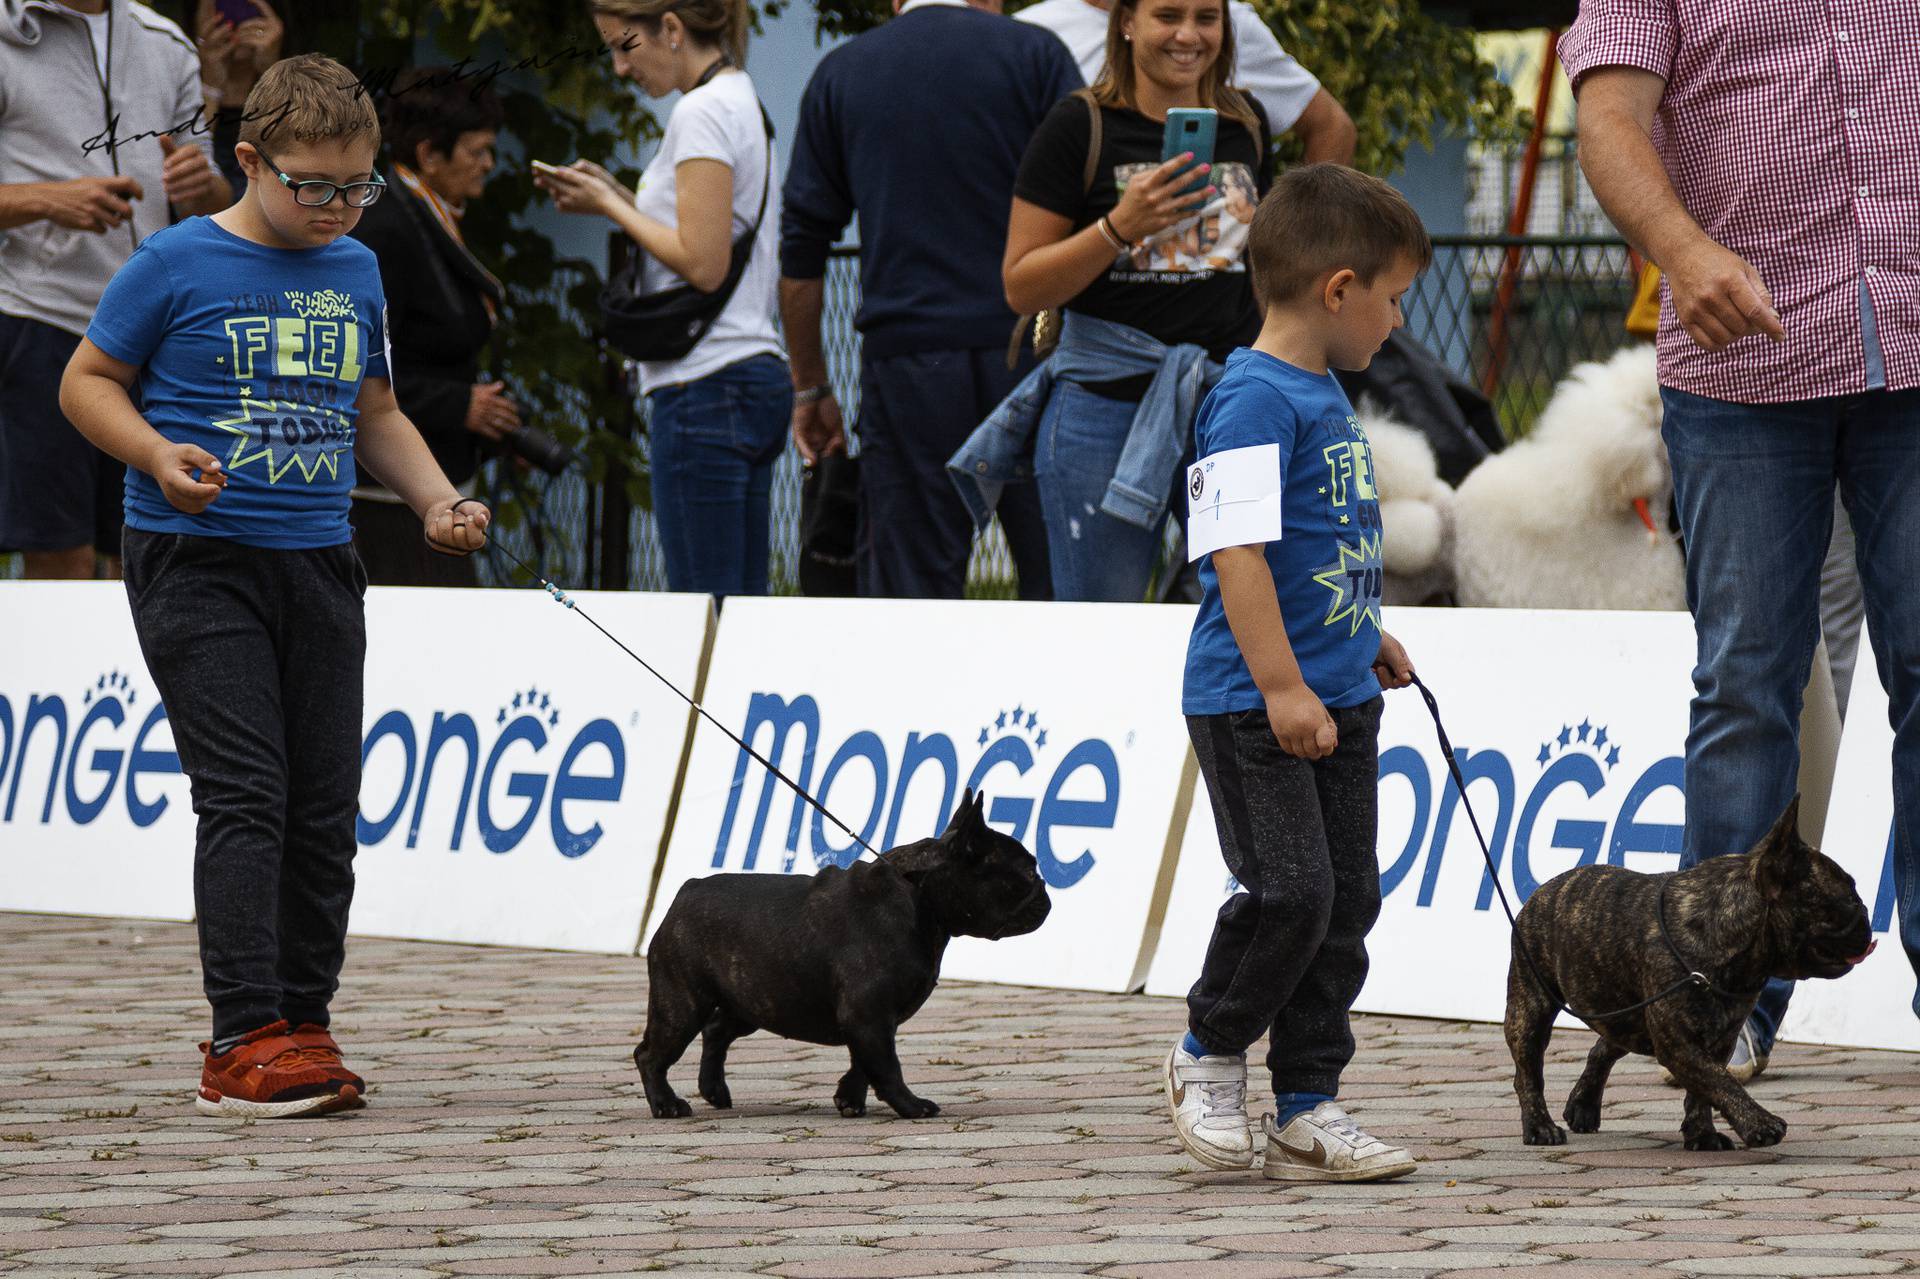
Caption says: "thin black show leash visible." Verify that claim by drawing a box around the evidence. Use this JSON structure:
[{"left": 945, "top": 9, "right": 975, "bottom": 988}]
[
  {"left": 437, "top": 498, "right": 881, "bottom": 861},
  {"left": 1406, "top": 672, "right": 1759, "bottom": 1028}
]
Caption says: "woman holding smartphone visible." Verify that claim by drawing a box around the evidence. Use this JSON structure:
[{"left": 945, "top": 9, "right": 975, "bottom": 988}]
[
  {"left": 538, "top": 0, "right": 788, "bottom": 597},
  {"left": 983, "top": 0, "right": 1269, "bottom": 602}
]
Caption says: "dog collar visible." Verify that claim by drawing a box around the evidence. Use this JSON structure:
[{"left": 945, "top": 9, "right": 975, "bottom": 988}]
[{"left": 1656, "top": 875, "right": 1763, "bottom": 1001}]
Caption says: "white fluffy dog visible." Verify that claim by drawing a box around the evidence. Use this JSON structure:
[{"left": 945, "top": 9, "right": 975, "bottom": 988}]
[
  {"left": 1361, "top": 404, "right": 1456, "bottom": 605},
  {"left": 1450, "top": 344, "right": 1686, "bottom": 611}
]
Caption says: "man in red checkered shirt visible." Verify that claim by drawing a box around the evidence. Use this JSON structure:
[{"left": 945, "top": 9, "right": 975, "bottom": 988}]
[{"left": 1564, "top": 0, "right": 1919, "bottom": 1080}]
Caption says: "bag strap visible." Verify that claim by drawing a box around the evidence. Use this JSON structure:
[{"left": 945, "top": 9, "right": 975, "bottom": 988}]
[
  {"left": 1078, "top": 88, "right": 1101, "bottom": 196},
  {"left": 1006, "top": 90, "right": 1103, "bottom": 370}
]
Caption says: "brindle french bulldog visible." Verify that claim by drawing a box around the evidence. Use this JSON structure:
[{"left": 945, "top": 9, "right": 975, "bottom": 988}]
[
  {"left": 1505, "top": 798, "right": 1874, "bottom": 1151},
  {"left": 637, "top": 789, "right": 1052, "bottom": 1119}
]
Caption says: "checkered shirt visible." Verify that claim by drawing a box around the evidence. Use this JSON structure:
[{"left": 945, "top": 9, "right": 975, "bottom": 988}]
[{"left": 1561, "top": 0, "right": 1919, "bottom": 402}]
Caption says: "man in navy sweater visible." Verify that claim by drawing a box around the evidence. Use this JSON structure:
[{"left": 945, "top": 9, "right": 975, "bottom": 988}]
[{"left": 780, "top": 0, "right": 1081, "bottom": 600}]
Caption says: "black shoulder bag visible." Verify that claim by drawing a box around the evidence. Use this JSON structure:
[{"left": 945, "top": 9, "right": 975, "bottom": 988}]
[{"left": 599, "top": 62, "right": 775, "bottom": 363}]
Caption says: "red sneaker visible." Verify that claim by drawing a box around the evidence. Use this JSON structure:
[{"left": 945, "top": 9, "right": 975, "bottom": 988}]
[
  {"left": 288, "top": 1023, "right": 365, "bottom": 1093},
  {"left": 196, "top": 1020, "right": 360, "bottom": 1118}
]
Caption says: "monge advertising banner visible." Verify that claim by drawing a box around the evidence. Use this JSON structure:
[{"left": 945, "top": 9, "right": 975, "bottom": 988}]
[
  {"left": 644, "top": 598, "right": 1198, "bottom": 992},
  {"left": 1148, "top": 608, "right": 1700, "bottom": 1027},
  {"left": 0, "top": 583, "right": 195, "bottom": 920},
  {"left": 349, "top": 589, "right": 711, "bottom": 954},
  {"left": 1790, "top": 625, "right": 1919, "bottom": 1052}
]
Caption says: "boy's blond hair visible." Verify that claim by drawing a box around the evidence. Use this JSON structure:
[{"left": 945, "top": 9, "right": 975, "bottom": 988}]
[
  {"left": 238, "top": 54, "right": 381, "bottom": 152},
  {"left": 1249, "top": 164, "right": 1432, "bottom": 307}
]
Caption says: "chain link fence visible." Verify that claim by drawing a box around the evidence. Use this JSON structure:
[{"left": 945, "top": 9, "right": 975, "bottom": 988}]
[{"left": 1, "top": 234, "right": 1635, "bottom": 588}]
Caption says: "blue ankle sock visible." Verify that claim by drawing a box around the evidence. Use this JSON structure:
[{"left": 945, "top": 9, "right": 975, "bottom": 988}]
[
  {"left": 1180, "top": 1031, "right": 1213, "bottom": 1059},
  {"left": 1274, "top": 1091, "right": 1333, "bottom": 1127}
]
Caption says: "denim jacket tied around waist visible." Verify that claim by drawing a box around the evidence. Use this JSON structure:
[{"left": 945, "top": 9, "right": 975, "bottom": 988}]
[{"left": 946, "top": 311, "right": 1223, "bottom": 531}]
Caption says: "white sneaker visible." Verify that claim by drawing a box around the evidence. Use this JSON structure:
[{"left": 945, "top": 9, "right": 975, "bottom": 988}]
[
  {"left": 1164, "top": 1043, "right": 1253, "bottom": 1170},
  {"left": 1658, "top": 1018, "right": 1770, "bottom": 1086},
  {"left": 1262, "top": 1101, "right": 1416, "bottom": 1182}
]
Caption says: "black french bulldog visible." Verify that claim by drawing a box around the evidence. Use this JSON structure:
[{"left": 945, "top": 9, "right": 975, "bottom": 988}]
[
  {"left": 1505, "top": 798, "right": 1875, "bottom": 1151},
  {"left": 636, "top": 789, "right": 1052, "bottom": 1120}
]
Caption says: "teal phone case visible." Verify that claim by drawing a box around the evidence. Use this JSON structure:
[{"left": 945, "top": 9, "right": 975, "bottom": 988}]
[{"left": 1161, "top": 108, "right": 1218, "bottom": 197}]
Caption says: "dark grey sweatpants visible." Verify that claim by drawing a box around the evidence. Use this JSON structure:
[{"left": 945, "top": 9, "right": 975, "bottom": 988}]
[
  {"left": 1185, "top": 697, "right": 1383, "bottom": 1096},
  {"left": 122, "top": 528, "right": 366, "bottom": 1042}
]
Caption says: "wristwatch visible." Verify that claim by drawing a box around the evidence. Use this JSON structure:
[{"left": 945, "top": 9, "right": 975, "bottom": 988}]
[{"left": 793, "top": 384, "right": 834, "bottom": 405}]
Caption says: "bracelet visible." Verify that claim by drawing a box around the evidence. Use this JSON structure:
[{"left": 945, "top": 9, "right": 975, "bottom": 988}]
[
  {"left": 1097, "top": 214, "right": 1132, "bottom": 252},
  {"left": 792, "top": 383, "right": 834, "bottom": 406}
]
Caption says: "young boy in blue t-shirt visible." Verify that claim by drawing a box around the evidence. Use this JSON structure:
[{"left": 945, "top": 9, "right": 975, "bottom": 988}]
[
  {"left": 1166, "top": 164, "right": 1431, "bottom": 1181},
  {"left": 59, "top": 55, "right": 490, "bottom": 1117}
]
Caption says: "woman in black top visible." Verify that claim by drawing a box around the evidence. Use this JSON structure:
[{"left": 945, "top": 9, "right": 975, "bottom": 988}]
[
  {"left": 349, "top": 70, "right": 515, "bottom": 586},
  {"left": 1003, "top": 0, "right": 1269, "bottom": 602}
]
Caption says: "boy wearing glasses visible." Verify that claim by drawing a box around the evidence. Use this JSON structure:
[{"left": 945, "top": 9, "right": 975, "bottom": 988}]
[{"left": 59, "top": 55, "right": 488, "bottom": 1117}]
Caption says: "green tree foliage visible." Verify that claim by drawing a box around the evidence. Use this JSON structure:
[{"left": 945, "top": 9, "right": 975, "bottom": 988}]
[{"left": 802, "top": 0, "right": 1528, "bottom": 174}]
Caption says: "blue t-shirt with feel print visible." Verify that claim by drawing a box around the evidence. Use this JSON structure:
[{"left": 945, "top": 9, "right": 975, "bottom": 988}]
[
  {"left": 1183, "top": 348, "right": 1384, "bottom": 715},
  {"left": 87, "top": 216, "right": 389, "bottom": 549}
]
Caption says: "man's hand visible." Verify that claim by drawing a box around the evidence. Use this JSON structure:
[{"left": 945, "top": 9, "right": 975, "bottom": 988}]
[
  {"left": 147, "top": 441, "right": 226, "bottom": 514},
  {"left": 159, "top": 136, "right": 223, "bottom": 211},
  {"left": 37, "top": 176, "right": 144, "bottom": 232},
  {"left": 424, "top": 498, "right": 491, "bottom": 556},
  {"left": 1665, "top": 235, "right": 1786, "bottom": 352},
  {"left": 792, "top": 394, "right": 846, "bottom": 465},
  {"left": 1373, "top": 631, "right": 1414, "bottom": 690},
  {"left": 1265, "top": 684, "right": 1337, "bottom": 760},
  {"left": 465, "top": 381, "right": 522, "bottom": 440}
]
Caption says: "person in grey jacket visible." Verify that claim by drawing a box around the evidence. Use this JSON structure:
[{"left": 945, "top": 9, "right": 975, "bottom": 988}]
[{"left": 0, "top": 0, "right": 229, "bottom": 579}]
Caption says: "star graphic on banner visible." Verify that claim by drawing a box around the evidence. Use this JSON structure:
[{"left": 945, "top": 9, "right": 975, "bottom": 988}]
[
  {"left": 126, "top": 688, "right": 136, "bottom": 706},
  {"left": 1012, "top": 703, "right": 1023, "bottom": 722},
  {"left": 1026, "top": 710, "right": 1038, "bottom": 730},
  {"left": 512, "top": 692, "right": 523, "bottom": 710},
  {"left": 1310, "top": 535, "right": 1384, "bottom": 638},
  {"left": 548, "top": 711, "right": 559, "bottom": 729},
  {"left": 1035, "top": 729, "right": 1048, "bottom": 748},
  {"left": 1594, "top": 726, "right": 1609, "bottom": 750},
  {"left": 539, "top": 693, "right": 551, "bottom": 711},
  {"left": 1577, "top": 718, "right": 1592, "bottom": 742},
  {"left": 527, "top": 685, "right": 537, "bottom": 703},
  {"left": 977, "top": 728, "right": 989, "bottom": 746},
  {"left": 1557, "top": 725, "right": 1572, "bottom": 747},
  {"left": 497, "top": 708, "right": 507, "bottom": 725},
  {"left": 212, "top": 394, "right": 350, "bottom": 484},
  {"left": 1606, "top": 745, "right": 1621, "bottom": 769},
  {"left": 1537, "top": 743, "right": 1552, "bottom": 765},
  {"left": 995, "top": 711, "right": 1007, "bottom": 730}
]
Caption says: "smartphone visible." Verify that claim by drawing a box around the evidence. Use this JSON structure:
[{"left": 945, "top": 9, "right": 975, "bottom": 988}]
[
  {"left": 214, "top": 0, "right": 260, "bottom": 25},
  {"left": 529, "top": 159, "right": 563, "bottom": 177},
  {"left": 1161, "top": 108, "right": 1218, "bottom": 197}
]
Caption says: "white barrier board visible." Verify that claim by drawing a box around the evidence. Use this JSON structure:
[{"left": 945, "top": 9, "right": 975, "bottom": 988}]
[
  {"left": 349, "top": 588, "right": 710, "bottom": 954},
  {"left": 0, "top": 583, "right": 195, "bottom": 920},
  {"left": 1788, "top": 627, "right": 1919, "bottom": 1051},
  {"left": 1147, "top": 608, "right": 1699, "bottom": 1028},
  {"left": 644, "top": 598, "right": 1196, "bottom": 992}
]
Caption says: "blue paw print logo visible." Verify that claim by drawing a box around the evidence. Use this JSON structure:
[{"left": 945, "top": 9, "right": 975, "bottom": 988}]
[
  {"left": 497, "top": 684, "right": 561, "bottom": 731},
  {"left": 977, "top": 704, "right": 1047, "bottom": 752},
  {"left": 1537, "top": 717, "right": 1621, "bottom": 772},
  {"left": 82, "top": 670, "right": 137, "bottom": 708}
]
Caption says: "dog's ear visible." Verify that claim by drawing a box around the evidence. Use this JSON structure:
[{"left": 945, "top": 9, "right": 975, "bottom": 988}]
[
  {"left": 942, "top": 788, "right": 980, "bottom": 840},
  {"left": 1752, "top": 796, "right": 1810, "bottom": 902}
]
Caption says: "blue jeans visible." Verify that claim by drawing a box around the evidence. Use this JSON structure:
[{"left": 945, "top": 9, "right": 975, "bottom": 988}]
[
  {"left": 646, "top": 354, "right": 792, "bottom": 596},
  {"left": 1662, "top": 385, "right": 1920, "bottom": 1046},
  {"left": 1035, "top": 382, "right": 1165, "bottom": 602}
]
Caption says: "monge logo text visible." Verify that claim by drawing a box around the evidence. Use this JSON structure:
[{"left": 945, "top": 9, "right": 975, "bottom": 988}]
[{"left": 711, "top": 693, "right": 1121, "bottom": 888}]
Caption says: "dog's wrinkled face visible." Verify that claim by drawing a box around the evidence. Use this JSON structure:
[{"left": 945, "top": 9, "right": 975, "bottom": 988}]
[
  {"left": 1748, "top": 803, "right": 1875, "bottom": 981},
  {"left": 935, "top": 790, "right": 1052, "bottom": 940}
]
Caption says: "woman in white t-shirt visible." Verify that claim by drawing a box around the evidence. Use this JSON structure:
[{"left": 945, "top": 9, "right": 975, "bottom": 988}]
[{"left": 539, "top": 0, "right": 789, "bottom": 596}]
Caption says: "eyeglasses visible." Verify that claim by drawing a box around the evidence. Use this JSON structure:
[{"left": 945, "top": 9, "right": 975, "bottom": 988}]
[{"left": 255, "top": 147, "right": 386, "bottom": 208}]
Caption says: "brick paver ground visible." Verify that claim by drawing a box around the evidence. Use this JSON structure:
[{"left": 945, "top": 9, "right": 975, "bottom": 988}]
[{"left": 2, "top": 912, "right": 1916, "bottom": 1278}]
